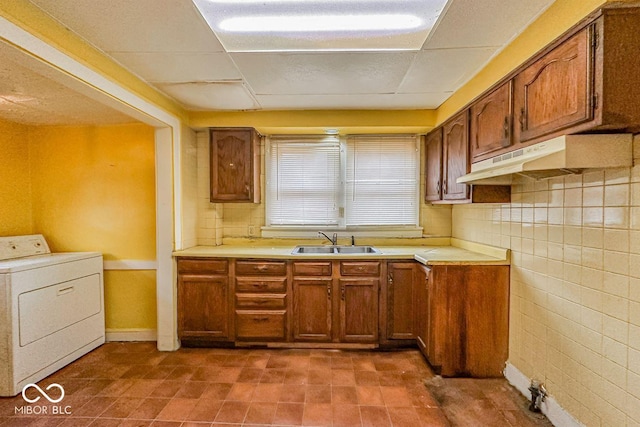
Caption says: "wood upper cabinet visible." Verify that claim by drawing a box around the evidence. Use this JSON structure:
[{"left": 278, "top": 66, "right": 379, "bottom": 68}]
[
  {"left": 210, "top": 127, "right": 260, "bottom": 203},
  {"left": 442, "top": 111, "right": 470, "bottom": 201},
  {"left": 385, "top": 262, "right": 416, "bottom": 341},
  {"left": 514, "top": 27, "right": 594, "bottom": 144},
  {"left": 424, "top": 130, "right": 443, "bottom": 202},
  {"left": 177, "top": 259, "right": 232, "bottom": 342},
  {"left": 470, "top": 81, "right": 513, "bottom": 162}
]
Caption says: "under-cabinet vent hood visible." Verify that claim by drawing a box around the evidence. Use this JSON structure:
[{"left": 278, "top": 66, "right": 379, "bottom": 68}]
[{"left": 457, "top": 134, "right": 633, "bottom": 185}]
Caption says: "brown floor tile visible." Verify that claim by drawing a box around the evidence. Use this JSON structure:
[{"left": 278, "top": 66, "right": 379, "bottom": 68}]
[
  {"left": 213, "top": 401, "right": 250, "bottom": 423},
  {"left": 356, "top": 386, "right": 385, "bottom": 406},
  {"left": 99, "top": 397, "right": 143, "bottom": 419},
  {"left": 332, "top": 386, "right": 358, "bottom": 405},
  {"left": 8, "top": 345, "right": 554, "bottom": 427},
  {"left": 279, "top": 384, "right": 306, "bottom": 403},
  {"left": 273, "top": 402, "right": 304, "bottom": 425},
  {"left": 236, "top": 368, "right": 263, "bottom": 383},
  {"left": 244, "top": 402, "right": 277, "bottom": 424},
  {"left": 185, "top": 399, "right": 222, "bottom": 422},
  {"left": 332, "top": 404, "right": 361, "bottom": 426},
  {"left": 305, "top": 385, "right": 331, "bottom": 404},
  {"left": 155, "top": 398, "right": 198, "bottom": 422},
  {"left": 380, "top": 386, "right": 414, "bottom": 407},
  {"left": 252, "top": 383, "right": 283, "bottom": 402},
  {"left": 302, "top": 403, "right": 332, "bottom": 426},
  {"left": 174, "top": 382, "right": 208, "bottom": 399},
  {"left": 127, "top": 398, "right": 170, "bottom": 420},
  {"left": 226, "top": 383, "right": 256, "bottom": 401},
  {"left": 360, "top": 405, "right": 392, "bottom": 427}
]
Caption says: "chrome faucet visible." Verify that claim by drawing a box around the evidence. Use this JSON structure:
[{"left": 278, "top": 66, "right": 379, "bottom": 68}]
[{"left": 318, "top": 231, "right": 337, "bottom": 245}]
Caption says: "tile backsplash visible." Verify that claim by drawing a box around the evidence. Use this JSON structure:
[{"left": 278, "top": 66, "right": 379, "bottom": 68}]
[{"left": 453, "top": 151, "right": 640, "bottom": 426}]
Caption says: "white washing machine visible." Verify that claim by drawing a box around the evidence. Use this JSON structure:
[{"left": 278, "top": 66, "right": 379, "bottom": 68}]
[{"left": 0, "top": 235, "right": 105, "bottom": 396}]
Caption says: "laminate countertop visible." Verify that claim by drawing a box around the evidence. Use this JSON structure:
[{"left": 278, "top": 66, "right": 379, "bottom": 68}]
[{"left": 173, "top": 238, "right": 510, "bottom": 266}]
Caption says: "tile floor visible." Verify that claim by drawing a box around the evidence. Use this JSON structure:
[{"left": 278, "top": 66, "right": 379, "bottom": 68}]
[{"left": 0, "top": 343, "right": 552, "bottom": 426}]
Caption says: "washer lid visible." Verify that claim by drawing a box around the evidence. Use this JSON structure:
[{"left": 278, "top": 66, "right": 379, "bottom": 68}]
[{"left": 0, "top": 235, "right": 50, "bottom": 261}]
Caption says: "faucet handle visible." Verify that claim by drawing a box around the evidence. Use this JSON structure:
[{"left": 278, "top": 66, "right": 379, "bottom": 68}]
[{"left": 332, "top": 233, "right": 338, "bottom": 245}]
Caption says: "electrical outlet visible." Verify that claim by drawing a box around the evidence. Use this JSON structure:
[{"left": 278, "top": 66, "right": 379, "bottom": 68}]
[{"left": 248, "top": 225, "right": 256, "bottom": 236}]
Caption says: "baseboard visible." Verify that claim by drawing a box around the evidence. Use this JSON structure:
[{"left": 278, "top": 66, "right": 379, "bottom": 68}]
[
  {"left": 504, "top": 363, "right": 584, "bottom": 427},
  {"left": 105, "top": 328, "right": 157, "bottom": 342}
]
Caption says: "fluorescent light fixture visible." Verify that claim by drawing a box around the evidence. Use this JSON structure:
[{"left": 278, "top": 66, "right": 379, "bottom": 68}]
[
  {"left": 219, "top": 14, "right": 422, "bottom": 33},
  {"left": 192, "top": 0, "right": 448, "bottom": 52}
]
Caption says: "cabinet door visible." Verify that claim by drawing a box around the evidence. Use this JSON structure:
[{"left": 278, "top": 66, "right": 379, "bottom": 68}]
[
  {"left": 514, "top": 27, "right": 594, "bottom": 143},
  {"left": 178, "top": 274, "right": 231, "bottom": 340},
  {"left": 424, "top": 130, "right": 443, "bottom": 202},
  {"left": 338, "top": 279, "right": 379, "bottom": 343},
  {"left": 210, "top": 128, "right": 260, "bottom": 203},
  {"left": 292, "top": 278, "right": 332, "bottom": 341},
  {"left": 442, "top": 111, "right": 470, "bottom": 201},
  {"left": 415, "top": 266, "right": 430, "bottom": 356},
  {"left": 470, "top": 81, "right": 513, "bottom": 162},
  {"left": 386, "top": 262, "right": 416, "bottom": 340}
]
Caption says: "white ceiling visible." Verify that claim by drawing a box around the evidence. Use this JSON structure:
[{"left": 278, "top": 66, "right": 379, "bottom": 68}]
[{"left": 0, "top": 0, "right": 555, "bottom": 125}]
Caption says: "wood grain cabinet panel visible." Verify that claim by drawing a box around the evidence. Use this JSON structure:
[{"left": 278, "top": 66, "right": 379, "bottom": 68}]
[
  {"left": 470, "top": 81, "right": 513, "bottom": 162},
  {"left": 339, "top": 279, "right": 379, "bottom": 342},
  {"left": 385, "top": 262, "right": 417, "bottom": 341},
  {"left": 177, "top": 258, "right": 233, "bottom": 342},
  {"left": 514, "top": 28, "right": 593, "bottom": 144},
  {"left": 292, "top": 278, "right": 333, "bottom": 342},
  {"left": 442, "top": 111, "right": 470, "bottom": 201},
  {"left": 424, "top": 130, "right": 443, "bottom": 202},
  {"left": 210, "top": 127, "right": 260, "bottom": 203},
  {"left": 422, "top": 265, "right": 509, "bottom": 378},
  {"left": 236, "top": 311, "right": 286, "bottom": 340}
]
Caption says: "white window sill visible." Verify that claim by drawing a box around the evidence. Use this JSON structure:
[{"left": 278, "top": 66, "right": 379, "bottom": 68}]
[{"left": 261, "top": 226, "right": 423, "bottom": 239}]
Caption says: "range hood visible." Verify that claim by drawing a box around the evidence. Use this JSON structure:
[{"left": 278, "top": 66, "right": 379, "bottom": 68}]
[{"left": 457, "top": 134, "right": 634, "bottom": 185}]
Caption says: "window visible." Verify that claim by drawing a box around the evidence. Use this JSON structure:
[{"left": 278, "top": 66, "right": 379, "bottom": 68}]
[{"left": 266, "top": 134, "right": 419, "bottom": 234}]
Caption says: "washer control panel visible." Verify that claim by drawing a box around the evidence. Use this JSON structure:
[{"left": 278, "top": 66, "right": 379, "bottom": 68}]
[{"left": 0, "top": 235, "right": 50, "bottom": 261}]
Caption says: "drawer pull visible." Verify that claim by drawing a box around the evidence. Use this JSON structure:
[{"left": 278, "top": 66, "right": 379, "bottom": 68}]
[
  {"left": 256, "top": 265, "right": 269, "bottom": 271},
  {"left": 57, "top": 286, "right": 75, "bottom": 296},
  {"left": 252, "top": 283, "right": 267, "bottom": 289},
  {"left": 253, "top": 317, "right": 270, "bottom": 322}
]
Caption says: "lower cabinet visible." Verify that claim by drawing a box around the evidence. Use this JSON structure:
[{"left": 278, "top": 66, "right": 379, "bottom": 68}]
[
  {"left": 176, "top": 256, "right": 509, "bottom": 378},
  {"left": 422, "top": 264, "right": 510, "bottom": 377},
  {"left": 177, "top": 258, "right": 233, "bottom": 342},
  {"left": 292, "top": 261, "right": 379, "bottom": 343}
]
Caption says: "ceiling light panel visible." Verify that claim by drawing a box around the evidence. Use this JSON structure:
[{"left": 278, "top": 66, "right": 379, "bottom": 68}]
[{"left": 192, "top": 0, "right": 449, "bottom": 52}]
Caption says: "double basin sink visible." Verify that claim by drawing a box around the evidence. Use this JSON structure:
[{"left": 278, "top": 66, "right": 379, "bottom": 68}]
[{"left": 292, "top": 245, "right": 381, "bottom": 255}]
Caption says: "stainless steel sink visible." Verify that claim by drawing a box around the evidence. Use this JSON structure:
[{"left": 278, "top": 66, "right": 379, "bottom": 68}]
[
  {"left": 334, "top": 246, "right": 381, "bottom": 254},
  {"left": 291, "top": 245, "right": 381, "bottom": 254},
  {"left": 291, "top": 246, "right": 336, "bottom": 254}
]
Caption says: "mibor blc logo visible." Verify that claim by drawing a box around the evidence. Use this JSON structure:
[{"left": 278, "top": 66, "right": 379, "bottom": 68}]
[{"left": 15, "top": 383, "right": 72, "bottom": 415}]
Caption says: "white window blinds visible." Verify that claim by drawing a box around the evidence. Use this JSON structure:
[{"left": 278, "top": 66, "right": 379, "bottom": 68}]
[
  {"left": 345, "top": 135, "right": 418, "bottom": 226},
  {"left": 267, "top": 136, "right": 341, "bottom": 226}
]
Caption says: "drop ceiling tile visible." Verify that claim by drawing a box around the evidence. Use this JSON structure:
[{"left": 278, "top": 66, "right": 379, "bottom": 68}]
[
  {"left": 156, "top": 82, "right": 259, "bottom": 110},
  {"left": 110, "top": 52, "right": 241, "bottom": 83},
  {"left": 424, "top": 0, "right": 554, "bottom": 49},
  {"left": 31, "top": 0, "right": 224, "bottom": 53},
  {"left": 232, "top": 52, "right": 416, "bottom": 95},
  {"left": 255, "top": 93, "right": 451, "bottom": 110},
  {"left": 398, "top": 48, "right": 496, "bottom": 93}
]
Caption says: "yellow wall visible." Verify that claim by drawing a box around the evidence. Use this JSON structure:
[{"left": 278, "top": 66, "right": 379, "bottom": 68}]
[
  {"left": 26, "top": 123, "right": 157, "bottom": 331},
  {"left": 0, "top": 118, "right": 33, "bottom": 235}
]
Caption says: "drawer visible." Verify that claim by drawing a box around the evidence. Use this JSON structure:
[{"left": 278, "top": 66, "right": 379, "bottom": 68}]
[
  {"left": 235, "top": 310, "right": 286, "bottom": 340},
  {"left": 236, "top": 260, "right": 287, "bottom": 276},
  {"left": 292, "top": 261, "right": 332, "bottom": 276},
  {"left": 340, "top": 261, "right": 381, "bottom": 276},
  {"left": 236, "top": 278, "right": 287, "bottom": 293},
  {"left": 235, "top": 294, "right": 286, "bottom": 309},
  {"left": 178, "top": 258, "right": 228, "bottom": 275}
]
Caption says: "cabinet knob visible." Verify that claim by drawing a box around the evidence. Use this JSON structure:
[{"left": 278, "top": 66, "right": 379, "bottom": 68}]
[
  {"left": 388, "top": 274, "right": 393, "bottom": 285},
  {"left": 503, "top": 116, "right": 510, "bottom": 139},
  {"left": 327, "top": 285, "right": 331, "bottom": 298}
]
